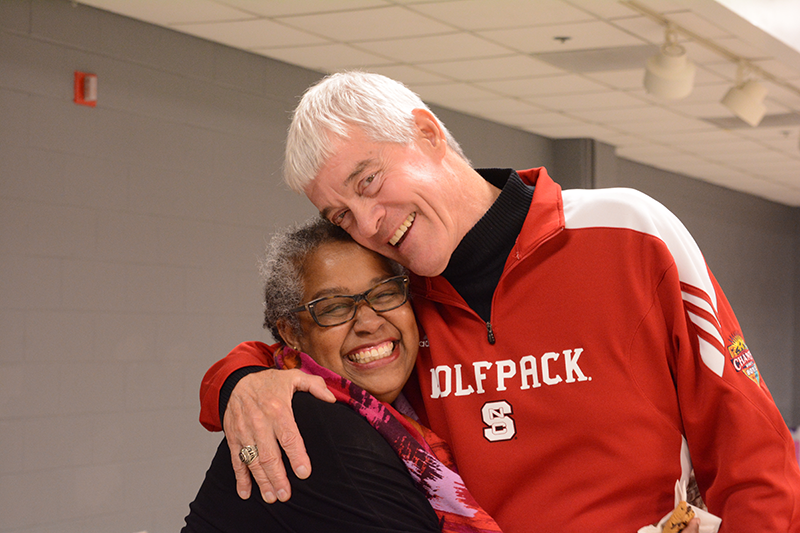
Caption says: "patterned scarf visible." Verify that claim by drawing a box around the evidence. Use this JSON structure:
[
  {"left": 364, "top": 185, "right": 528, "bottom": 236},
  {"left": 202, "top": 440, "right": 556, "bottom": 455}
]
[{"left": 275, "top": 346, "right": 503, "bottom": 533}]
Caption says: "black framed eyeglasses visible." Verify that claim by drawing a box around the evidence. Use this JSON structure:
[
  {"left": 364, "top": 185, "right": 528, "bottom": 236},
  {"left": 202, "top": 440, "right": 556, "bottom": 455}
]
[{"left": 290, "top": 275, "right": 409, "bottom": 327}]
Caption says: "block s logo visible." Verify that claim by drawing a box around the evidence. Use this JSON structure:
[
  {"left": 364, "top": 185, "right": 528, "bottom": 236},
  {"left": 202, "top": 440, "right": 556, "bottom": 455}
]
[{"left": 481, "top": 400, "right": 516, "bottom": 442}]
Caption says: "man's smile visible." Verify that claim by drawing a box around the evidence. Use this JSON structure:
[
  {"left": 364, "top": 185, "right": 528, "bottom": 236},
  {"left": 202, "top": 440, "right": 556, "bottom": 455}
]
[{"left": 389, "top": 212, "right": 416, "bottom": 247}]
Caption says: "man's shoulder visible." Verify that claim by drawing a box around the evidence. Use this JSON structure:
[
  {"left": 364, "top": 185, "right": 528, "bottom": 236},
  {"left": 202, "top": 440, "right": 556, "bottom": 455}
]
[{"left": 561, "top": 187, "right": 676, "bottom": 232}]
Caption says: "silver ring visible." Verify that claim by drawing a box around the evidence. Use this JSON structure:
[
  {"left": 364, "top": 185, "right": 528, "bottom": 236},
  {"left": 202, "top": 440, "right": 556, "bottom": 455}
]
[{"left": 239, "top": 445, "right": 258, "bottom": 465}]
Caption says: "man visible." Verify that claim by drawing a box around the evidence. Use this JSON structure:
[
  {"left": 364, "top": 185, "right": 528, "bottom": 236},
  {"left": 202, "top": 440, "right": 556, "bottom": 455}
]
[{"left": 200, "top": 72, "right": 800, "bottom": 532}]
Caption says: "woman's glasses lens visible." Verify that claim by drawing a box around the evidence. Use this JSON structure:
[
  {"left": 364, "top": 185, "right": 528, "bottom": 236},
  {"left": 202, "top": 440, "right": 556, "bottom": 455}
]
[{"left": 310, "top": 276, "right": 408, "bottom": 326}]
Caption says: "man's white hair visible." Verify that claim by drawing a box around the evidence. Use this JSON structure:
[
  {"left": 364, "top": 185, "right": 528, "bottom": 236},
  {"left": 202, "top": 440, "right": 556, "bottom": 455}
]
[{"left": 283, "top": 70, "right": 468, "bottom": 193}]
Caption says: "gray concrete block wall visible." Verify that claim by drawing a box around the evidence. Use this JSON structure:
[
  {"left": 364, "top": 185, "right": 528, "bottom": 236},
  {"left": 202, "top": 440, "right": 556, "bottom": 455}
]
[{"left": 0, "top": 1, "right": 319, "bottom": 532}]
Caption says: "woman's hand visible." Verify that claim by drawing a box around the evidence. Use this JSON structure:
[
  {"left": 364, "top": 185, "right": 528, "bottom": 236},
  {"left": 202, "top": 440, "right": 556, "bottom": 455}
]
[{"left": 223, "top": 368, "right": 335, "bottom": 502}]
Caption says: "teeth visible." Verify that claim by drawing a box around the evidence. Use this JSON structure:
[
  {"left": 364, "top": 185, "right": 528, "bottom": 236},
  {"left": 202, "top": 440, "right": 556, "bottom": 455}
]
[
  {"left": 389, "top": 212, "right": 416, "bottom": 246},
  {"left": 348, "top": 341, "right": 394, "bottom": 364}
]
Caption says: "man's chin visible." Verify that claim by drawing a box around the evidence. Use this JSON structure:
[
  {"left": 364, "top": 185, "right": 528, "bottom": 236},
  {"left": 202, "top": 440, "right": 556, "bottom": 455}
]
[
  {"left": 405, "top": 258, "right": 448, "bottom": 278},
  {"left": 382, "top": 241, "right": 449, "bottom": 277}
]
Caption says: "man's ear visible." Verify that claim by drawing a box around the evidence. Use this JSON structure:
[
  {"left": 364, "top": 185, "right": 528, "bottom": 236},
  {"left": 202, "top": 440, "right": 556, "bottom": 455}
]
[
  {"left": 276, "top": 318, "right": 302, "bottom": 350},
  {"left": 411, "top": 108, "right": 447, "bottom": 157}
]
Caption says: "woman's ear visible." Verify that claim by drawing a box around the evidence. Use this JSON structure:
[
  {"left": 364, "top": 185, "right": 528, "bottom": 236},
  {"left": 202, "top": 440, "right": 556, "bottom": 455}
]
[
  {"left": 411, "top": 108, "right": 446, "bottom": 157},
  {"left": 276, "top": 318, "right": 302, "bottom": 350}
]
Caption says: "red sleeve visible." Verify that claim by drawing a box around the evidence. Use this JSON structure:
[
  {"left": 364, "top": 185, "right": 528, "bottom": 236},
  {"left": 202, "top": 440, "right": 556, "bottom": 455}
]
[
  {"left": 199, "top": 341, "right": 277, "bottom": 432},
  {"left": 676, "top": 270, "right": 800, "bottom": 531},
  {"left": 628, "top": 189, "right": 800, "bottom": 530},
  {"left": 651, "top": 249, "right": 800, "bottom": 531}
]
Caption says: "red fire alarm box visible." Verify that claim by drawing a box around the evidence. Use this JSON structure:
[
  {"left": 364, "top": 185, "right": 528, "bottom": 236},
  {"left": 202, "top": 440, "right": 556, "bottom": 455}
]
[{"left": 74, "top": 71, "right": 97, "bottom": 107}]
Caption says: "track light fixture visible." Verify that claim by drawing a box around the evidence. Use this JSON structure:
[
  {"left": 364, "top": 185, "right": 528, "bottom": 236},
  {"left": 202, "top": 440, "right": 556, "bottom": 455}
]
[
  {"left": 623, "top": 0, "right": 800, "bottom": 129},
  {"left": 644, "top": 27, "right": 696, "bottom": 100},
  {"left": 721, "top": 63, "right": 767, "bottom": 127}
]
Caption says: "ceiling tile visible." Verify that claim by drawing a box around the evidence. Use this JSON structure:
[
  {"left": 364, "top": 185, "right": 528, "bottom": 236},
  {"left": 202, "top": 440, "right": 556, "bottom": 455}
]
[
  {"left": 691, "top": 167, "right": 766, "bottom": 194},
  {"left": 476, "top": 74, "right": 609, "bottom": 97},
  {"left": 524, "top": 122, "right": 618, "bottom": 140},
  {"left": 408, "top": 0, "right": 593, "bottom": 30},
  {"left": 411, "top": 82, "right": 499, "bottom": 104},
  {"left": 692, "top": 65, "right": 728, "bottom": 85},
  {"left": 680, "top": 42, "right": 734, "bottom": 67},
  {"left": 618, "top": 142, "right": 687, "bottom": 158},
  {"left": 743, "top": 154, "right": 800, "bottom": 172},
  {"left": 625, "top": 0, "right": 688, "bottom": 13},
  {"left": 727, "top": 178, "right": 800, "bottom": 205},
  {"left": 769, "top": 175, "right": 800, "bottom": 192},
  {"left": 174, "top": 19, "right": 328, "bottom": 49},
  {"left": 617, "top": 148, "right": 691, "bottom": 172},
  {"left": 583, "top": 68, "right": 645, "bottom": 90},
  {"left": 79, "top": 0, "right": 249, "bottom": 24},
  {"left": 669, "top": 101, "right": 734, "bottom": 119},
  {"left": 418, "top": 55, "right": 564, "bottom": 82},
  {"left": 496, "top": 110, "right": 569, "bottom": 130},
  {"left": 514, "top": 111, "right": 586, "bottom": 127},
  {"left": 279, "top": 6, "right": 455, "bottom": 41},
  {"left": 667, "top": 11, "right": 732, "bottom": 40},
  {"left": 608, "top": 14, "right": 666, "bottom": 45},
  {"left": 645, "top": 128, "right": 742, "bottom": 145},
  {"left": 365, "top": 65, "right": 450, "bottom": 85},
  {"left": 715, "top": 149, "right": 796, "bottom": 166},
  {"left": 216, "top": 0, "right": 389, "bottom": 17},
  {"left": 362, "top": 33, "right": 511, "bottom": 63},
  {"left": 596, "top": 132, "right": 651, "bottom": 148},
  {"left": 694, "top": 138, "right": 770, "bottom": 155},
  {"left": 480, "top": 20, "right": 646, "bottom": 54},
  {"left": 260, "top": 43, "right": 393, "bottom": 71},
  {"left": 529, "top": 90, "right": 647, "bottom": 111},
  {"left": 734, "top": 128, "right": 800, "bottom": 152},
  {"left": 762, "top": 81, "right": 800, "bottom": 110},
  {"left": 614, "top": 113, "right": 710, "bottom": 133},
  {"left": 563, "top": 0, "right": 636, "bottom": 19},
  {"left": 692, "top": 163, "right": 757, "bottom": 183},
  {"left": 449, "top": 98, "right": 544, "bottom": 119},
  {"left": 752, "top": 59, "right": 800, "bottom": 80},
  {"left": 645, "top": 153, "right": 716, "bottom": 175},
  {"left": 698, "top": 60, "right": 738, "bottom": 81},
  {"left": 627, "top": 83, "right": 729, "bottom": 106},
  {"left": 711, "top": 36, "right": 774, "bottom": 60},
  {"left": 568, "top": 105, "right": 685, "bottom": 124},
  {"left": 536, "top": 44, "right": 658, "bottom": 73}
]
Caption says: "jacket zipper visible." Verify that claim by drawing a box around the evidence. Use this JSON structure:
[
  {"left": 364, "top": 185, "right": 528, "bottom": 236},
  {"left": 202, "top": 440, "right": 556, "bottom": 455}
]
[{"left": 486, "top": 321, "right": 496, "bottom": 345}]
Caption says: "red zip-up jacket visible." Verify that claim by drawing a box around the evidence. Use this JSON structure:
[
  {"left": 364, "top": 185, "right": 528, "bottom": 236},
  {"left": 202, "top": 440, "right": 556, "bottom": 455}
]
[{"left": 201, "top": 168, "right": 800, "bottom": 532}]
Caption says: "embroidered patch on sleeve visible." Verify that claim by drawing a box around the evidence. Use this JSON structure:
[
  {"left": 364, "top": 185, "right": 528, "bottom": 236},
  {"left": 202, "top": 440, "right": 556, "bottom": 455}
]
[{"left": 727, "top": 334, "right": 760, "bottom": 386}]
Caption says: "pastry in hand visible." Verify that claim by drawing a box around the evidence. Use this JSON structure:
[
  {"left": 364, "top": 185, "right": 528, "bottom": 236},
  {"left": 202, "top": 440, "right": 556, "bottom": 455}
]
[{"left": 662, "top": 501, "right": 696, "bottom": 533}]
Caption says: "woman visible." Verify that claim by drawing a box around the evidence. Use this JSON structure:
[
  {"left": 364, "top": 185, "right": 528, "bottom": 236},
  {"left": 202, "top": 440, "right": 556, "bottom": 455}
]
[{"left": 182, "top": 220, "right": 501, "bottom": 533}]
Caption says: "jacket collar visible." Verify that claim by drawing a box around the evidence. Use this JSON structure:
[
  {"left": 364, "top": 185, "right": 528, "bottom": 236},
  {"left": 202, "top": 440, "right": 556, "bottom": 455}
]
[{"left": 410, "top": 167, "right": 564, "bottom": 298}]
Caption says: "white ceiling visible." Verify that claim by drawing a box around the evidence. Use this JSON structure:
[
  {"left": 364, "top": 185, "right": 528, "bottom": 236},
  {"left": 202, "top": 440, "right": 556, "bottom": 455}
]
[{"left": 76, "top": 0, "right": 800, "bottom": 207}]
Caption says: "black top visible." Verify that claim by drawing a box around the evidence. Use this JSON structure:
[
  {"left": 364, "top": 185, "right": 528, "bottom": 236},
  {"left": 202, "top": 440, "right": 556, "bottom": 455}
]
[{"left": 183, "top": 392, "right": 440, "bottom": 533}]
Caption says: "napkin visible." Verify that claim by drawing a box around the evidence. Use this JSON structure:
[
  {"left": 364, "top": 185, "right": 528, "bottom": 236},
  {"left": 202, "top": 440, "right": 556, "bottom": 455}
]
[{"left": 637, "top": 479, "right": 721, "bottom": 533}]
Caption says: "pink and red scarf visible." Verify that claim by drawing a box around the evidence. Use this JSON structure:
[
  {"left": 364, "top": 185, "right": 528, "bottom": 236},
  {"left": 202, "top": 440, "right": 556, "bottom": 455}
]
[{"left": 275, "top": 346, "right": 502, "bottom": 533}]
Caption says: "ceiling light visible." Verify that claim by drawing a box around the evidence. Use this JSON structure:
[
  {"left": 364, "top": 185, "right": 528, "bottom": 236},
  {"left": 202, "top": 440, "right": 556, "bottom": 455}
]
[
  {"left": 643, "top": 28, "right": 695, "bottom": 100},
  {"left": 721, "top": 63, "right": 767, "bottom": 127}
]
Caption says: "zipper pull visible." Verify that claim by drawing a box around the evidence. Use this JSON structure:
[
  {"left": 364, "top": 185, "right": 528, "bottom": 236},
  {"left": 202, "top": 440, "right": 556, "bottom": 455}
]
[{"left": 486, "top": 321, "right": 496, "bottom": 345}]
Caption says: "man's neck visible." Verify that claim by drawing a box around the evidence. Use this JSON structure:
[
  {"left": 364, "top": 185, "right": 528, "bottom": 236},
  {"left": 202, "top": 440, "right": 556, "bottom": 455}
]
[
  {"left": 447, "top": 158, "right": 503, "bottom": 245},
  {"left": 442, "top": 169, "right": 533, "bottom": 322}
]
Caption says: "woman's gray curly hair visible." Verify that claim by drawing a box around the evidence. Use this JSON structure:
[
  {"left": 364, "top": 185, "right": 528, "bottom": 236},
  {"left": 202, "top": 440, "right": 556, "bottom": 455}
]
[{"left": 260, "top": 218, "right": 406, "bottom": 342}]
